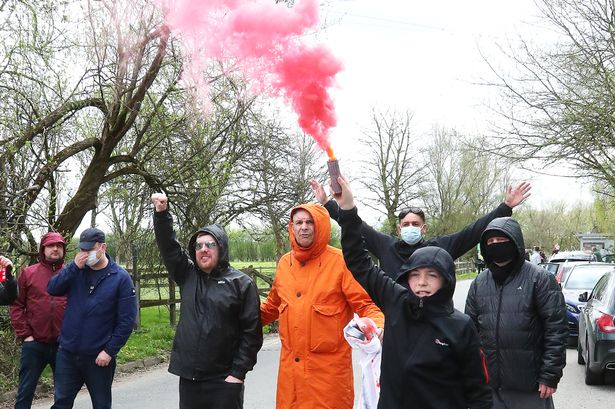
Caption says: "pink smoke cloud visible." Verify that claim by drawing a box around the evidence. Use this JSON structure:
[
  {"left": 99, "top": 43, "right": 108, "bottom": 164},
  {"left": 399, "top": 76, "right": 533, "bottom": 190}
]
[{"left": 156, "top": 0, "right": 342, "bottom": 154}]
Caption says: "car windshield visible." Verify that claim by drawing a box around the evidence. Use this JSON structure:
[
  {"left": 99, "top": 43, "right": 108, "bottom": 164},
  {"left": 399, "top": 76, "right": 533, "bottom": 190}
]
[{"left": 564, "top": 265, "right": 615, "bottom": 290}]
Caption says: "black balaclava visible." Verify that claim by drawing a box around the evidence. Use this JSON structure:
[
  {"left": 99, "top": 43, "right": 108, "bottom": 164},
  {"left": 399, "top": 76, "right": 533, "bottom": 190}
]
[{"left": 482, "top": 231, "right": 518, "bottom": 284}]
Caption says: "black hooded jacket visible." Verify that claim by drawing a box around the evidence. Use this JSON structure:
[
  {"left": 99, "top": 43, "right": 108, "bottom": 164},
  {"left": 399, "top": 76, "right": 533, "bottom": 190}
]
[
  {"left": 339, "top": 206, "right": 492, "bottom": 409},
  {"left": 0, "top": 265, "right": 17, "bottom": 305},
  {"left": 154, "top": 210, "right": 263, "bottom": 381},
  {"left": 464, "top": 217, "right": 567, "bottom": 392},
  {"left": 325, "top": 200, "right": 512, "bottom": 279}
]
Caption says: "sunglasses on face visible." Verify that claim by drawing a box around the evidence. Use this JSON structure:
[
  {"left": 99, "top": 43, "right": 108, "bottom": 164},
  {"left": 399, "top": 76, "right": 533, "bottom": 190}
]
[{"left": 195, "top": 241, "right": 218, "bottom": 250}]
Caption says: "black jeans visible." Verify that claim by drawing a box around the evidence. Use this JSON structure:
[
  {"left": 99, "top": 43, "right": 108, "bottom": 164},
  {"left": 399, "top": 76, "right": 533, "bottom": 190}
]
[
  {"left": 179, "top": 377, "right": 244, "bottom": 409},
  {"left": 14, "top": 340, "right": 58, "bottom": 409}
]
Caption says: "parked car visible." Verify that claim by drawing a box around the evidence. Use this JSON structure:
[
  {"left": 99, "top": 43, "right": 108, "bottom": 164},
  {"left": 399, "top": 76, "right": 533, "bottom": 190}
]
[
  {"left": 555, "top": 260, "right": 597, "bottom": 284},
  {"left": 561, "top": 263, "right": 615, "bottom": 346},
  {"left": 549, "top": 250, "right": 596, "bottom": 263},
  {"left": 539, "top": 262, "right": 558, "bottom": 275},
  {"left": 577, "top": 270, "right": 615, "bottom": 385}
]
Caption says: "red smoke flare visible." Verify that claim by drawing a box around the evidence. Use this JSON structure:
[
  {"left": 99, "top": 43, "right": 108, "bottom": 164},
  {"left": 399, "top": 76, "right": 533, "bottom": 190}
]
[{"left": 157, "top": 0, "right": 342, "bottom": 155}]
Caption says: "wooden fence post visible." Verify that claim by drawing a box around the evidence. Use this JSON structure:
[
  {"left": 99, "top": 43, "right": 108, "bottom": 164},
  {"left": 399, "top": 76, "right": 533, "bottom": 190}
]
[{"left": 132, "top": 244, "right": 141, "bottom": 331}]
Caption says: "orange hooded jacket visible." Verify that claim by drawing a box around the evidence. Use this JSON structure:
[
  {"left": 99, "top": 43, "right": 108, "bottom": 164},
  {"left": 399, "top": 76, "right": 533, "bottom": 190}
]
[{"left": 261, "top": 203, "right": 384, "bottom": 409}]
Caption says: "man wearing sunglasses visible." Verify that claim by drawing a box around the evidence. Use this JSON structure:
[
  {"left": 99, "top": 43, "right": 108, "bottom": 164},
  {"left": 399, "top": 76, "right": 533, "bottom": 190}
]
[
  {"left": 311, "top": 180, "right": 531, "bottom": 279},
  {"left": 151, "top": 193, "right": 263, "bottom": 409}
]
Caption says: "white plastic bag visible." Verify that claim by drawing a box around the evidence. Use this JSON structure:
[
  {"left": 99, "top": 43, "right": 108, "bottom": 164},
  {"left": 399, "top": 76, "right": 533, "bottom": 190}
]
[{"left": 343, "top": 314, "right": 381, "bottom": 409}]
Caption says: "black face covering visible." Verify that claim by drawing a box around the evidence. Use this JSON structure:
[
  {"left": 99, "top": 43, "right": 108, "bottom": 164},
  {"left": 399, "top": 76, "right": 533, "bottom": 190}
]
[
  {"left": 484, "top": 240, "right": 518, "bottom": 284},
  {"left": 483, "top": 241, "right": 517, "bottom": 264}
]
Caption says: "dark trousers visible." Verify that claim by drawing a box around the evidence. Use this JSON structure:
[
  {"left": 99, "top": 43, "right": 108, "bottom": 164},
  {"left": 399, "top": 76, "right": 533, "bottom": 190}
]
[
  {"left": 14, "top": 340, "right": 58, "bottom": 409},
  {"left": 51, "top": 349, "right": 116, "bottom": 409},
  {"left": 179, "top": 377, "right": 244, "bottom": 409}
]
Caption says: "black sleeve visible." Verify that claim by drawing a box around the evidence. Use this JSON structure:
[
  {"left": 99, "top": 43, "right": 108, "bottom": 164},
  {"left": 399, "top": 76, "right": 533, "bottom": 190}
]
[
  {"left": 535, "top": 272, "right": 567, "bottom": 387},
  {"left": 0, "top": 265, "right": 17, "bottom": 305},
  {"left": 464, "top": 278, "right": 479, "bottom": 328},
  {"left": 153, "top": 210, "right": 192, "bottom": 285},
  {"left": 327, "top": 199, "right": 397, "bottom": 264},
  {"left": 433, "top": 203, "right": 512, "bottom": 260},
  {"left": 230, "top": 276, "right": 263, "bottom": 380},
  {"left": 458, "top": 321, "right": 493, "bottom": 409},
  {"left": 339, "top": 206, "right": 403, "bottom": 313}
]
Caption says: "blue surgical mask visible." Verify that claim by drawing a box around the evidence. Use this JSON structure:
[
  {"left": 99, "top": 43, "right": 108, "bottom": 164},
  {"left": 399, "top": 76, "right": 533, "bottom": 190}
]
[{"left": 400, "top": 226, "right": 422, "bottom": 245}]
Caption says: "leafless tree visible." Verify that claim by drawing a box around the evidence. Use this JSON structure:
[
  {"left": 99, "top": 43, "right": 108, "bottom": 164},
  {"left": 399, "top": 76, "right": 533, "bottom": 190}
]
[
  {"left": 483, "top": 0, "right": 615, "bottom": 196},
  {"left": 359, "top": 108, "right": 426, "bottom": 234},
  {"left": 424, "top": 127, "right": 509, "bottom": 236}
]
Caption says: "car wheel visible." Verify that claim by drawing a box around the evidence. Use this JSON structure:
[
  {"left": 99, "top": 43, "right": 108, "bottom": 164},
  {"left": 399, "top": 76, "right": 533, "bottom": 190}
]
[
  {"left": 577, "top": 340, "right": 585, "bottom": 365},
  {"left": 584, "top": 343, "right": 604, "bottom": 385}
]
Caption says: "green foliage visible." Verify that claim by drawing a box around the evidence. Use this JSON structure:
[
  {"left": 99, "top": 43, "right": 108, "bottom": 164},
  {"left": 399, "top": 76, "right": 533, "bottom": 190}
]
[
  {"left": 118, "top": 307, "right": 176, "bottom": 364},
  {"left": 0, "top": 308, "right": 19, "bottom": 392},
  {"left": 228, "top": 228, "right": 283, "bottom": 262},
  {"left": 514, "top": 203, "right": 594, "bottom": 252}
]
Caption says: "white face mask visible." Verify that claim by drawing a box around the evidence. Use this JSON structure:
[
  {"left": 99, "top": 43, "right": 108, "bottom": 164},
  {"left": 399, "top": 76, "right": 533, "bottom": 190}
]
[{"left": 86, "top": 249, "right": 100, "bottom": 267}]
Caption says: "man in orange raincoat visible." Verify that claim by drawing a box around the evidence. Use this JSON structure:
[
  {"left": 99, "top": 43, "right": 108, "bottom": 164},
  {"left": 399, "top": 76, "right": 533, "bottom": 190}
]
[{"left": 260, "top": 203, "right": 384, "bottom": 409}]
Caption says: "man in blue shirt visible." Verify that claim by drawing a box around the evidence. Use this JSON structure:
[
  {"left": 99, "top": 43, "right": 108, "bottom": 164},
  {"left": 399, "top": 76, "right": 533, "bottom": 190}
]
[{"left": 48, "top": 228, "right": 136, "bottom": 409}]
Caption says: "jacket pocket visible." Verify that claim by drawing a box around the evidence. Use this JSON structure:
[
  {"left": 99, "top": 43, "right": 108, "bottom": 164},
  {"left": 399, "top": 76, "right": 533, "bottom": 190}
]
[
  {"left": 278, "top": 302, "right": 291, "bottom": 350},
  {"left": 310, "top": 304, "right": 342, "bottom": 353}
]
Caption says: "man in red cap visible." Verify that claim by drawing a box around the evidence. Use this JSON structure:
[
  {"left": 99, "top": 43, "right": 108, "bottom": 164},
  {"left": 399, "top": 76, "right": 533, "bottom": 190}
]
[{"left": 10, "top": 232, "right": 67, "bottom": 409}]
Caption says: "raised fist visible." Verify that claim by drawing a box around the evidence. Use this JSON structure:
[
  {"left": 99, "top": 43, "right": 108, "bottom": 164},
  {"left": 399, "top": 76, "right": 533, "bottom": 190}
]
[{"left": 150, "top": 193, "right": 168, "bottom": 212}]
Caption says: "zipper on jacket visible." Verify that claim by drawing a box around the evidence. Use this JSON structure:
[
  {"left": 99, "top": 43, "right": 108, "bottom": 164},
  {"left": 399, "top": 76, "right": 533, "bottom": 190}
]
[
  {"left": 495, "top": 285, "right": 504, "bottom": 389},
  {"left": 193, "top": 274, "right": 210, "bottom": 380}
]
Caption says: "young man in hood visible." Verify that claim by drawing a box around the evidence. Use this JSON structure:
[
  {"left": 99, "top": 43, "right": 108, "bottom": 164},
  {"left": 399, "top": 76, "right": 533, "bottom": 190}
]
[
  {"left": 465, "top": 217, "right": 567, "bottom": 409},
  {"left": 260, "top": 202, "right": 384, "bottom": 409},
  {"left": 151, "top": 193, "right": 262, "bottom": 409},
  {"left": 311, "top": 180, "right": 531, "bottom": 280},
  {"left": 0, "top": 255, "right": 17, "bottom": 305},
  {"left": 334, "top": 175, "right": 492, "bottom": 409},
  {"left": 10, "top": 232, "right": 67, "bottom": 409},
  {"left": 47, "top": 227, "right": 137, "bottom": 409}
]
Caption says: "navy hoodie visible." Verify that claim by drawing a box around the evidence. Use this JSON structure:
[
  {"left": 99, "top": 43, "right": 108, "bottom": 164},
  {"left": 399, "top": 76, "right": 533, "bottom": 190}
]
[{"left": 339, "top": 206, "right": 492, "bottom": 409}]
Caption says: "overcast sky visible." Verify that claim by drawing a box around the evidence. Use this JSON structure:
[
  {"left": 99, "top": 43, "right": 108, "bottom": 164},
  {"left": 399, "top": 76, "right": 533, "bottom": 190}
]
[{"left": 311, "top": 0, "right": 592, "bottom": 213}]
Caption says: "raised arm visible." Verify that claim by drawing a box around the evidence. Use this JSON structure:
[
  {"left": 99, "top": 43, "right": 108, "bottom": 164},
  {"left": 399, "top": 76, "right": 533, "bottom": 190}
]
[
  {"left": 335, "top": 177, "right": 404, "bottom": 313},
  {"left": 151, "top": 193, "right": 192, "bottom": 285},
  {"left": 434, "top": 182, "right": 531, "bottom": 260},
  {"left": 310, "top": 179, "right": 395, "bottom": 261}
]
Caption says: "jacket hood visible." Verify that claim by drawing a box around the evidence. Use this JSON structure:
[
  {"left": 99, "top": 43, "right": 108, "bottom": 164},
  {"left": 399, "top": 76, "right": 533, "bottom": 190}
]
[
  {"left": 188, "top": 224, "right": 230, "bottom": 273},
  {"left": 396, "top": 246, "right": 456, "bottom": 303},
  {"left": 39, "top": 232, "right": 67, "bottom": 265},
  {"left": 289, "top": 203, "right": 330, "bottom": 263},
  {"left": 480, "top": 217, "right": 525, "bottom": 271}
]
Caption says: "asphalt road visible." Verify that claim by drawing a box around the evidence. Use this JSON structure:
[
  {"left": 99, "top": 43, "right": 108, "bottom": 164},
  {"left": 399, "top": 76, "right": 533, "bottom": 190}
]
[{"left": 30, "top": 279, "right": 615, "bottom": 409}]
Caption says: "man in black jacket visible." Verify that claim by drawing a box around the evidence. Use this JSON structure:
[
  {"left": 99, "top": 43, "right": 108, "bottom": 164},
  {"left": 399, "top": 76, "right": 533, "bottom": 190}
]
[
  {"left": 311, "top": 180, "right": 531, "bottom": 279},
  {"left": 151, "top": 194, "right": 263, "bottom": 409},
  {"left": 0, "top": 255, "right": 17, "bottom": 305},
  {"left": 465, "top": 217, "right": 567, "bottom": 409}
]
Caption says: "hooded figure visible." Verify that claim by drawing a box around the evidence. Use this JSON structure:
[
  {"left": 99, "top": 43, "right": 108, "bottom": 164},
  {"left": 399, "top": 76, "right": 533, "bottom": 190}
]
[
  {"left": 338, "top": 204, "right": 492, "bottom": 409},
  {"left": 153, "top": 202, "right": 262, "bottom": 409},
  {"left": 465, "top": 217, "right": 567, "bottom": 409},
  {"left": 260, "top": 203, "right": 384, "bottom": 409},
  {"left": 10, "top": 232, "right": 67, "bottom": 409},
  {"left": 11, "top": 232, "right": 67, "bottom": 342}
]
